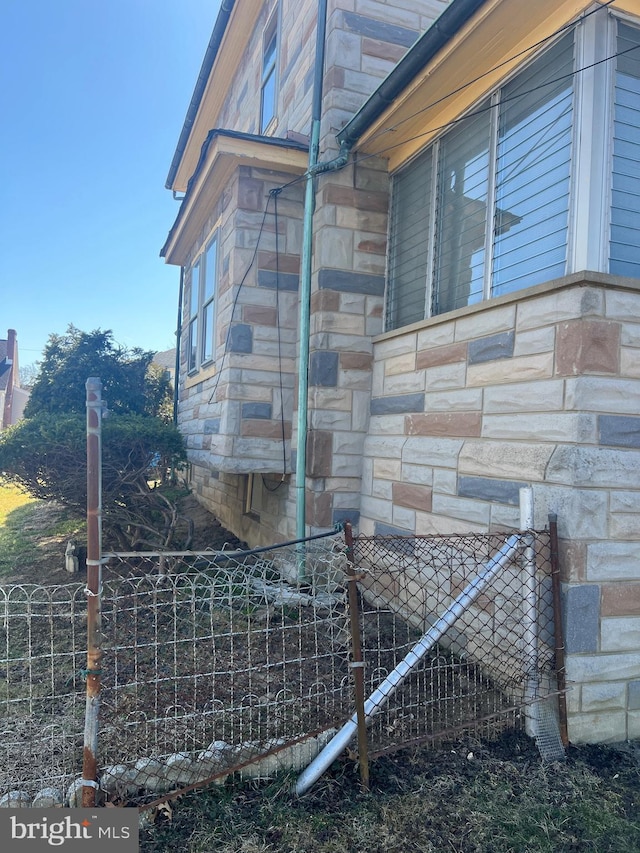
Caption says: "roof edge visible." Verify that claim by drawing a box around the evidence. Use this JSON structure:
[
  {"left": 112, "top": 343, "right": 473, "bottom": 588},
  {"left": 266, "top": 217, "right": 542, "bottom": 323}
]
[
  {"left": 336, "top": 0, "right": 489, "bottom": 149},
  {"left": 165, "top": 0, "right": 237, "bottom": 190}
]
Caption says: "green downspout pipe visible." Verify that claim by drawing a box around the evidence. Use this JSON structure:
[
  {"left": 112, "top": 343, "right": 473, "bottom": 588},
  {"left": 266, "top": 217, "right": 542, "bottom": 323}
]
[{"left": 295, "top": 0, "right": 328, "bottom": 544}]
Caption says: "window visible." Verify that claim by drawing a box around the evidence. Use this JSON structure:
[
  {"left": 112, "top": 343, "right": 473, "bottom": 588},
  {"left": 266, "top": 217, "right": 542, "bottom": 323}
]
[
  {"left": 244, "top": 473, "right": 263, "bottom": 517},
  {"left": 260, "top": 15, "right": 278, "bottom": 133},
  {"left": 610, "top": 22, "right": 640, "bottom": 277},
  {"left": 387, "top": 32, "right": 575, "bottom": 329},
  {"left": 185, "top": 233, "right": 218, "bottom": 372}
]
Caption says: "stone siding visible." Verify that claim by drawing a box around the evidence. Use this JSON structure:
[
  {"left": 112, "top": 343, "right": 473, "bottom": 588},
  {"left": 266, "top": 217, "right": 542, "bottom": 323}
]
[{"left": 358, "top": 276, "right": 640, "bottom": 742}]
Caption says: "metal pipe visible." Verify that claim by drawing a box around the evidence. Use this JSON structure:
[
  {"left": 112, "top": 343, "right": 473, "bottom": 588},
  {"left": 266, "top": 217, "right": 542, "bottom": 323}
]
[
  {"left": 295, "top": 0, "right": 328, "bottom": 549},
  {"left": 173, "top": 266, "right": 184, "bottom": 426},
  {"left": 520, "top": 487, "right": 539, "bottom": 739},
  {"left": 83, "top": 377, "right": 103, "bottom": 807},
  {"left": 295, "top": 533, "right": 522, "bottom": 795},
  {"left": 548, "top": 513, "right": 569, "bottom": 746},
  {"left": 344, "top": 522, "right": 369, "bottom": 790}
]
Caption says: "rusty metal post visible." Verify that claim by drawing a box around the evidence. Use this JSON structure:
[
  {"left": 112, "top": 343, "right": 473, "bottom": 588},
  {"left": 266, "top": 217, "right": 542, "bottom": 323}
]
[
  {"left": 83, "top": 377, "right": 103, "bottom": 807},
  {"left": 344, "top": 522, "right": 369, "bottom": 790},
  {"left": 548, "top": 513, "right": 569, "bottom": 746}
]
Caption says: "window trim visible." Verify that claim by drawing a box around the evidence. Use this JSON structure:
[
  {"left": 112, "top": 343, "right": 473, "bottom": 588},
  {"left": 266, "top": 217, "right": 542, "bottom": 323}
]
[
  {"left": 260, "top": 10, "right": 279, "bottom": 134},
  {"left": 185, "top": 229, "right": 219, "bottom": 374}
]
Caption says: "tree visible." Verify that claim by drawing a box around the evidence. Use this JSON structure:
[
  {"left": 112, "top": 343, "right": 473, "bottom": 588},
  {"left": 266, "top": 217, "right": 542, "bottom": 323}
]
[
  {"left": 0, "top": 326, "right": 188, "bottom": 550},
  {"left": 24, "top": 325, "right": 172, "bottom": 420}
]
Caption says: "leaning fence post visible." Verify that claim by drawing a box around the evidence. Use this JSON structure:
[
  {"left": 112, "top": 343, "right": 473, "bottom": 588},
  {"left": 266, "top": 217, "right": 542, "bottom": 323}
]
[
  {"left": 520, "top": 487, "right": 539, "bottom": 740},
  {"left": 344, "top": 522, "right": 369, "bottom": 790},
  {"left": 548, "top": 513, "right": 569, "bottom": 746},
  {"left": 83, "top": 377, "right": 103, "bottom": 807}
]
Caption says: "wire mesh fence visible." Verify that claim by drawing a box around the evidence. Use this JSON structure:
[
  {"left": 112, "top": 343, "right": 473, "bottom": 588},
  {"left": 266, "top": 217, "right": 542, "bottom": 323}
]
[
  {"left": 0, "top": 524, "right": 564, "bottom": 809},
  {"left": 349, "top": 529, "right": 560, "bottom": 760}
]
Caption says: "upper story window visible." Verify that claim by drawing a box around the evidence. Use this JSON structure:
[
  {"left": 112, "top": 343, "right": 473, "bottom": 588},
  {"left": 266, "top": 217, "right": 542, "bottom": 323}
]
[
  {"left": 386, "top": 14, "right": 640, "bottom": 332},
  {"left": 186, "top": 232, "right": 219, "bottom": 373},
  {"left": 260, "top": 14, "right": 278, "bottom": 133}
]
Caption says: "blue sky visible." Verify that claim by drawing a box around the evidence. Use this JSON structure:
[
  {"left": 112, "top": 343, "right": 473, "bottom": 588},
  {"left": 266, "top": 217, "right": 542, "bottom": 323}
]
[{"left": 1, "top": 0, "right": 220, "bottom": 370}]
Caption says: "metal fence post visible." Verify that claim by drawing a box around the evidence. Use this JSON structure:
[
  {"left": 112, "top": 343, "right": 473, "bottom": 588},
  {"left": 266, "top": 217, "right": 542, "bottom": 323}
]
[
  {"left": 83, "top": 377, "right": 103, "bottom": 807},
  {"left": 344, "top": 522, "right": 369, "bottom": 790},
  {"left": 548, "top": 513, "right": 569, "bottom": 746}
]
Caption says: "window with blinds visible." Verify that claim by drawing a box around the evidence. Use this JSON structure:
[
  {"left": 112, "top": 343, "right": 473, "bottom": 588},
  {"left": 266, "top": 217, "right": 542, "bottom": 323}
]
[
  {"left": 386, "top": 31, "right": 575, "bottom": 330},
  {"left": 611, "top": 22, "right": 640, "bottom": 277}
]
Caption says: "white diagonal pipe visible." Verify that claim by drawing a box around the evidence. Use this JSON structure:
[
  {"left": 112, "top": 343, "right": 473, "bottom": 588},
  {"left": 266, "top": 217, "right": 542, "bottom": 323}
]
[{"left": 295, "top": 534, "right": 522, "bottom": 795}]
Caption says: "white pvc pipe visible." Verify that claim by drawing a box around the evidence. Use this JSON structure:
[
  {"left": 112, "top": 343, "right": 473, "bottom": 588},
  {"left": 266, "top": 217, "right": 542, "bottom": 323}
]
[
  {"left": 520, "top": 487, "right": 539, "bottom": 738},
  {"left": 295, "top": 534, "right": 522, "bottom": 795}
]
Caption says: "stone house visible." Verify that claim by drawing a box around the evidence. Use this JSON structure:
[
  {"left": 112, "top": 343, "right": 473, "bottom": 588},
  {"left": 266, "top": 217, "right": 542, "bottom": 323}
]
[
  {"left": 0, "top": 329, "right": 29, "bottom": 430},
  {"left": 162, "top": 0, "right": 640, "bottom": 743}
]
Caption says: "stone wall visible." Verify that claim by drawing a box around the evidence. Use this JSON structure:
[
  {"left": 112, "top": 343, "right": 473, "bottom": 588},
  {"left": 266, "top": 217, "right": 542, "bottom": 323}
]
[{"left": 358, "top": 272, "right": 640, "bottom": 743}]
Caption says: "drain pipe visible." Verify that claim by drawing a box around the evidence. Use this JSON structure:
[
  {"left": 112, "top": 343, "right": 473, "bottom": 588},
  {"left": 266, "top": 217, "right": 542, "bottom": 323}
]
[
  {"left": 173, "top": 267, "right": 184, "bottom": 426},
  {"left": 295, "top": 533, "right": 522, "bottom": 795},
  {"left": 294, "top": 0, "right": 327, "bottom": 545}
]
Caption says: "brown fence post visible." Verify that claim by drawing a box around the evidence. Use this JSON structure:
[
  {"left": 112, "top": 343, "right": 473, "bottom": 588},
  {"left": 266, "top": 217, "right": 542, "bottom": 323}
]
[
  {"left": 344, "top": 522, "right": 369, "bottom": 790},
  {"left": 548, "top": 513, "right": 569, "bottom": 746},
  {"left": 83, "top": 377, "right": 103, "bottom": 807}
]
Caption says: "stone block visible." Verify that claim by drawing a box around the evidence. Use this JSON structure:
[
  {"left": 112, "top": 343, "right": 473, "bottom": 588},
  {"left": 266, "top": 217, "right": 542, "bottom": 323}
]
[
  {"left": 392, "top": 504, "right": 417, "bottom": 530},
  {"left": 257, "top": 270, "right": 300, "bottom": 291},
  {"left": 621, "top": 321, "right": 640, "bottom": 346},
  {"left": 598, "top": 414, "right": 640, "bottom": 448},
  {"left": 367, "top": 413, "right": 405, "bottom": 435},
  {"left": 600, "top": 617, "right": 640, "bottom": 652},
  {"left": 468, "top": 331, "right": 515, "bottom": 365},
  {"left": 401, "top": 462, "right": 434, "bottom": 486},
  {"left": 601, "top": 582, "right": 640, "bottom": 616},
  {"left": 513, "top": 325, "right": 556, "bottom": 357},
  {"left": 432, "top": 468, "right": 458, "bottom": 494},
  {"left": 628, "top": 710, "right": 640, "bottom": 739},
  {"left": 458, "top": 476, "right": 524, "bottom": 506},
  {"left": 341, "top": 10, "right": 418, "bottom": 46},
  {"left": 482, "top": 412, "right": 597, "bottom": 443},
  {"left": 385, "top": 352, "right": 417, "bottom": 375},
  {"left": 414, "top": 511, "right": 486, "bottom": 535},
  {"left": 241, "top": 402, "right": 272, "bottom": 420},
  {"left": 455, "top": 304, "right": 516, "bottom": 340},
  {"left": 546, "top": 445, "right": 640, "bottom": 488},
  {"left": 587, "top": 542, "right": 640, "bottom": 581},
  {"left": 424, "top": 388, "right": 483, "bottom": 412},
  {"left": 370, "top": 392, "right": 425, "bottom": 415},
  {"left": 516, "top": 286, "right": 604, "bottom": 332},
  {"left": 565, "top": 652, "right": 640, "bottom": 683},
  {"left": 431, "top": 493, "right": 491, "bottom": 526},
  {"left": 406, "top": 412, "right": 481, "bottom": 437},
  {"left": 458, "top": 441, "right": 553, "bottom": 480},
  {"left": 392, "top": 482, "right": 433, "bottom": 512},
  {"left": 372, "top": 478, "right": 393, "bottom": 500},
  {"left": 532, "top": 485, "right": 608, "bottom": 539},
  {"left": 374, "top": 333, "right": 417, "bottom": 359},
  {"left": 309, "top": 387, "right": 353, "bottom": 411},
  {"left": 373, "top": 458, "right": 402, "bottom": 480},
  {"left": 620, "top": 347, "right": 640, "bottom": 377},
  {"left": 467, "top": 353, "right": 554, "bottom": 385},
  {"left": 567, "top": 712, "right": 627, "bottom": 744},
  {"left": 562, "top": 584, "right": 600, "bottom": 653},
  {"left": 490, "top": 503, "right": 520, "bottom": 529},
  {"left": 402, "top": 436, "right": 464, "bottom": 468},
  {"left": 565, "top": 376, "right": 640, "bottom": 413},
  {"left": 365, "top": 435, "right": 407, "bottom": 458},
  {"left": 384, "top": 370, "right": 426, "bottom": 395},
  {"left": 309, "top": 350, "right": 339, "bottom": 387},
  {"left": 416, "top": 342, "right": 467, "bottom": 370},
  {"left": 556, "top": 320, "right": 620, "bottom": 375},
  {"left": 484, "top": 379, "right": 564, "bottom": 414},
  {"left": 417, "top": 321, "right": 455, "bottom": 349},
  {"left": 629, "top": 681, "right": 640, "bottom": 710},
  {"left": 605, "top": 288, "right": 640, "bottom": 321},
  {"left": 610, "top": 515, "right": 640, "bottom": 540},
  {"left": 424, "top": 361, "right": 467, "bottom": 391},
  {"left": 306, "top": 430, "right": 333, "bottom": 477}
]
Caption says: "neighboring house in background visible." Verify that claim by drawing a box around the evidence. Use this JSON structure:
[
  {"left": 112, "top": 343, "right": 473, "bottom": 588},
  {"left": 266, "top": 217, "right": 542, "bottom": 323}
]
[
  {"left": 0, "top": 329, "right": 29, "bottom": 430},
  {"left": 152, "top": 348, "right": 177, "bottom": 387},
  {"left": 162, "top": 0, "right": 640, "bottom": 744}
]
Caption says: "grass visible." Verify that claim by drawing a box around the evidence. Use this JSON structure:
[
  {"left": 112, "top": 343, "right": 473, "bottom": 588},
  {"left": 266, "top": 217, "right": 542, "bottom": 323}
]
[
  {"left": 141, "top": 733, "right": 640, "bottom": 853},
  {"left": 0, "top": 480, "right": 85, "bottom": 579}
]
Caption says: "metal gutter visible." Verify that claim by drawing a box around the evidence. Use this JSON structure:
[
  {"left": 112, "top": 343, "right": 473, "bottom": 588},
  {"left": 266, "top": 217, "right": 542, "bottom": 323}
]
[
  {"left": 160, "top": 129, "right": 309, "bottom": 259},
  {"left": 165, "top": 0, "right": 236, "bottom": 190},
  {"left": 336, "top": 0, "right": 488, "bottom": 149}
]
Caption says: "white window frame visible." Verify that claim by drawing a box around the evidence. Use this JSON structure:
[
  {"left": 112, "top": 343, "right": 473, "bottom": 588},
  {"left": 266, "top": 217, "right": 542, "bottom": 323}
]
[
  {"left": 260, "top": 11, "right": 279, "bottom": 134},
  {"left": 185, "top": 230, "right": 219, "bottom": 374},
  {"left": 386, "top": 12, "right": 640, "bottom": 331}
]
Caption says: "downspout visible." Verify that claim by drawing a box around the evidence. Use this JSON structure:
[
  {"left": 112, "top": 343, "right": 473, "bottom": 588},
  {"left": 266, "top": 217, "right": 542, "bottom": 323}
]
[
  {"left": 295, "top": 0, "right": 328, "bottom": 542},
  {"left": 173, "top": 267, "right": 184, "bottom": 426}
]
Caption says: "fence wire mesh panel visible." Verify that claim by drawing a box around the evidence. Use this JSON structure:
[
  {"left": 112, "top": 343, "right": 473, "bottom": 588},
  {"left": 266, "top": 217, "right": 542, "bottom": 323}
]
[
  {"left": 350, "top": 530, "right": 557, "bottom": 758},
  {"left": 97, "top": 532, "right": 351, "bottom": 805},
  {"left": 0, "top": 583, "right": 87, "bottom": 805}
]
